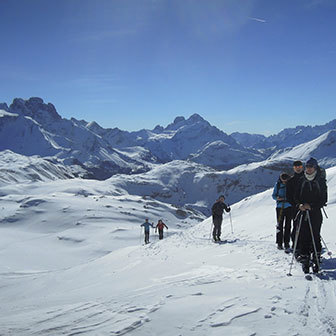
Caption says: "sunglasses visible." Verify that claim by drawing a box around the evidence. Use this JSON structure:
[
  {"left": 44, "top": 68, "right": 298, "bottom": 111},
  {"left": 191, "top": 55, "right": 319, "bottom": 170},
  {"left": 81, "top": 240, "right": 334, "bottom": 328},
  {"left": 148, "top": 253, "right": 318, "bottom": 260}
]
[
  {"left": 305, "top": 164, "right": 315, "bottom": 168},
  {"left": 294, "top": 165, "right": 303, "bottom": 168}
]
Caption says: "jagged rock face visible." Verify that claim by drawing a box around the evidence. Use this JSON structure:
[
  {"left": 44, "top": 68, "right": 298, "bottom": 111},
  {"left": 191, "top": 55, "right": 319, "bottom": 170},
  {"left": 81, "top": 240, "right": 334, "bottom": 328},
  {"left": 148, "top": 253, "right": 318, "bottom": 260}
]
[{"left": 10, "top": 97, "right": 61, "bottom": 124}]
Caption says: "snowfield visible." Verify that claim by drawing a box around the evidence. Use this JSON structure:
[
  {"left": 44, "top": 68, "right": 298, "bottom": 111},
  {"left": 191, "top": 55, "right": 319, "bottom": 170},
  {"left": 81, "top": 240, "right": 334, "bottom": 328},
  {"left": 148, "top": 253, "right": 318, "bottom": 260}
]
[{"left": 0, "top": 168, "right": 335, "bottom": 335}]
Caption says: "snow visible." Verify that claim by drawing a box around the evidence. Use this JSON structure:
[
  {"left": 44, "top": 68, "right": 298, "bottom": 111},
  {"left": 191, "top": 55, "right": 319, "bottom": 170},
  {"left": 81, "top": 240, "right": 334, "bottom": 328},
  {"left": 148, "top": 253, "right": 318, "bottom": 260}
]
[
  {"left": 1, "top": 168, "right": 335, "bottom": 335},
  {"left": 1, "top": 96, "right": 336, "bottom": 334},
  {"left": 0, "top": 150, "right": 76, "bottom": 184},
  {"left": 0, "top": 109, "right": 18, "bottom": 118},
  {"left": 269, "top": 130, "right": 336, "bottom": 168}
]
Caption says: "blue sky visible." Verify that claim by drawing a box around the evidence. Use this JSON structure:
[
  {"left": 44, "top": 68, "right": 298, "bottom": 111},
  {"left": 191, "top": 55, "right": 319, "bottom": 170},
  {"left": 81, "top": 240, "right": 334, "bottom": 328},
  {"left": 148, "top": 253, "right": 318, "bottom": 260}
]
[{"left": 0, "top": 0, "right": 335, "bottom": 135}]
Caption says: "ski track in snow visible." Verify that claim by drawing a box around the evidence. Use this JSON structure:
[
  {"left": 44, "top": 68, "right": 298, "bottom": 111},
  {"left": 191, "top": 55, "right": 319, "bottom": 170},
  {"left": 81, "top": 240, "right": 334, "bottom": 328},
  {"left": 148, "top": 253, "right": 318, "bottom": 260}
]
[{"left": 1, "top": 221, "right": 336, "bottom": 336}]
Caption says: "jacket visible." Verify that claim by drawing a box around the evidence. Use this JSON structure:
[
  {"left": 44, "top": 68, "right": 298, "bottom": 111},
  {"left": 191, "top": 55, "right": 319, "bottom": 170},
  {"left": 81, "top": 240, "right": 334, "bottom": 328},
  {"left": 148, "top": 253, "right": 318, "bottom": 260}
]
[
  {"left": 294, "top": 169, "right": 328, "bottom": 210},
  {"left": 211, "top": 201, "right": 230, "bottom": 218},
  {"left": 272, "top": 179, "right": 292, "bottom": 209},
  {"left": 156, "top": 222, "right": 168, "bottom": 230},
  {"left": 286, "top": 171, "right": 304, "bottom": 206},
  {"left": 140, "top": 222, "right": 154, "bottom": 232}
]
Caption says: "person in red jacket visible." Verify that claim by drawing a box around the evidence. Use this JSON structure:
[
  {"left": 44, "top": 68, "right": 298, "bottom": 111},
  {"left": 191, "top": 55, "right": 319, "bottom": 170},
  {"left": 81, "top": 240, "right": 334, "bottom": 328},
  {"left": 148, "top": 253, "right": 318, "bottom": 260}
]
[{"left": 155, "top": 219, "right": 168, "bottom": 240}]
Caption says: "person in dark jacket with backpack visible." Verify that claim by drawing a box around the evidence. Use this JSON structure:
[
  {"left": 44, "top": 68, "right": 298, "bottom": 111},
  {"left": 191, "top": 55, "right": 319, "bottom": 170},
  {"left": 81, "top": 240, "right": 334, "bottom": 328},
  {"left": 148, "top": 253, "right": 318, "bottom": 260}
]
[
  {"left": 211, "top": 195, "right": 231, "bottom": 241},
  {"left": 286, "top": 160, "right": 304, "bottom": 257},
  {"left": 272, "top": 172, "right": 292, "bottom": 250},
  {"left": 294, "top": 157, "right": 328, "bottom": 273}
]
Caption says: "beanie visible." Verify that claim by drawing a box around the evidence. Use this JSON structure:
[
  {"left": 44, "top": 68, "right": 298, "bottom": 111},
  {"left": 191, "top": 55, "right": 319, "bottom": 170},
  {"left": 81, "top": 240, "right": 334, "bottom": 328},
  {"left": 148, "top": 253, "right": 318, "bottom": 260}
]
[
  {"left": 293, "top": 160, "right": 303, "bottom": 166},
  {"left": 306, "top": 157, "right": 318, "bottom": 168}
]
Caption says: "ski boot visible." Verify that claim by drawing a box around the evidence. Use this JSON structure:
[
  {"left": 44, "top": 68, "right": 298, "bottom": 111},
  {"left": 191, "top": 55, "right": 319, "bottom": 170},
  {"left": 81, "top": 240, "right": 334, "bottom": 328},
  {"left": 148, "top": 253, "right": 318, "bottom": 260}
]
[
  {"left": 301, "top": 255, "right": 310, "bottom": 274},
  {"left": 284, "top": 244, "right": 291, "bottom": 253},
  {"left": 312, "top": 263, "right": 319, "bottom": 273},
  {"left": 312, "top": 252, "right": 321, "bottom": 273}
]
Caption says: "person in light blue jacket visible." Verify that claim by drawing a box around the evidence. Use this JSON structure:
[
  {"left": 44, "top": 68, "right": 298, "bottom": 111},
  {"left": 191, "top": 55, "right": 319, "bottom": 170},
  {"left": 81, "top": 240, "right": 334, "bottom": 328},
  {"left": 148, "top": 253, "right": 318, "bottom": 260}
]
[
  {"left": 140, "top": 219, "right": 154, "bottom": 244},
  {"left": 272, "top": 172, "right": 292, "bottom": 250}
]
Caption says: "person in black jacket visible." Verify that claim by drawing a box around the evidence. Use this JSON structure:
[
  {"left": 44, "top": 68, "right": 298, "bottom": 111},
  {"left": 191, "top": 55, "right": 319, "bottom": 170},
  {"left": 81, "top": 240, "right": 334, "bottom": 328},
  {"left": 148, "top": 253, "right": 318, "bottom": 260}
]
[
  {"left": 294, "top": 158, "right": 328, "bottom": 273},
  {"left": 286, "top": 160, "right": 304, "bottom": 255},
  {"left": 211, "top": 195, "right": 231, "bottom": 241}
]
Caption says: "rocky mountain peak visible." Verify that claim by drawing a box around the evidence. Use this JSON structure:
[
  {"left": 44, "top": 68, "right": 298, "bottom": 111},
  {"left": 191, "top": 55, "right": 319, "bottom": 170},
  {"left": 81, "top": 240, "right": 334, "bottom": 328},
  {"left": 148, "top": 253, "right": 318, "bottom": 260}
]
[
  {"left": 187, "top": 113, "right": 205, "bottom": 123},
  {"left": 0, "top": 103, "right": 9, "bottom": 112},
  {"left": 173, "top": 116, "right": 186, "bottom": 124},
  {"left": 10, "top": 97, "right": 61, "bottom": 122}
]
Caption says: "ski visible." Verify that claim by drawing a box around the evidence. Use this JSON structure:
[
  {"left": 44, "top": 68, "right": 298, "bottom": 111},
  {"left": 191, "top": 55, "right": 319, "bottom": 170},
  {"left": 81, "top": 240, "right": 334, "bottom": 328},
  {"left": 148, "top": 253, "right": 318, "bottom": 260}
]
[{"left": 213, "top": 238, "right": 239, "bottom": 244}]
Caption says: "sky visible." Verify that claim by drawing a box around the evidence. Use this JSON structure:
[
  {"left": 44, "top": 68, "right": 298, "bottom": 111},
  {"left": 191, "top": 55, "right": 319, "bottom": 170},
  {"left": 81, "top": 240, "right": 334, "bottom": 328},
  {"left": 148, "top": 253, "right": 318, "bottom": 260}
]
[{"left": 0, "top": 0, "right": 336, "bottom": 135}]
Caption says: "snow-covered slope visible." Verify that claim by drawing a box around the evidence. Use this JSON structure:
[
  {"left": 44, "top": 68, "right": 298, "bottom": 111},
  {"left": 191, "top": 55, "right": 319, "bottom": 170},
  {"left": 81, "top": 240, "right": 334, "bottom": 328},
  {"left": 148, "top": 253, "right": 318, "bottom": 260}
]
[
  {"left": 230, "top": 131, "right": 267, "bottom": 148},
  {"left": 269, "top": 130, "right": 336, "bottom": 168},
  {"left": 0, "top": 168, "right": 335, "bottom": 335},
  {"left": 0, "top": 150, "right": 77, "bottom": 184},
  {"left": 189, "top": 140, "right": 263, "bottom": 170},
  {"left": 234, "top": 119, "right": 336, "bottom": 150},
  {"left": 107, "top": 159, "right": 290, "bottom": 216}
]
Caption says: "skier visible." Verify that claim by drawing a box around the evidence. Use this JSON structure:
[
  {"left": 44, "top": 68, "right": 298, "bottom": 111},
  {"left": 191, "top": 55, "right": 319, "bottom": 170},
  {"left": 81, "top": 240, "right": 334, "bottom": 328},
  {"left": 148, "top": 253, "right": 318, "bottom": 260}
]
[
  {"left": 286, "top": 160, "right": 304, "bottom": 258},
  {"left": 294, "top": 158, "right": 328, "bottom": 273},
  {"left": 140, "top": 219, "right": 154, "bottom": 244},
  {"left": 211, "top": 195, "right": 231, "bottom": 242},
  {"left": 155, "top": 219, "right": 168, "bottom": 240},
  {"left": 272, "top": 172, "right": 292, "bottom": 251}
]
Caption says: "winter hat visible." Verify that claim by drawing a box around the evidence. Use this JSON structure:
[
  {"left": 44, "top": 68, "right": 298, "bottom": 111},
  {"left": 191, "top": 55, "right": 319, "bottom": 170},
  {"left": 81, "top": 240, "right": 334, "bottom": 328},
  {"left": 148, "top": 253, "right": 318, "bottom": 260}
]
[
  {"left": 219, "top": 195, "right": 225, "bottom": 199},
  {"left": 306, "top": 157, "right": 318, "bottom": 168},
  {"left": 293, "top": 160, "right": 303, "bottom": 166},
  {"left": 280, "top": 172, "right": 290, "bottom": 181}
]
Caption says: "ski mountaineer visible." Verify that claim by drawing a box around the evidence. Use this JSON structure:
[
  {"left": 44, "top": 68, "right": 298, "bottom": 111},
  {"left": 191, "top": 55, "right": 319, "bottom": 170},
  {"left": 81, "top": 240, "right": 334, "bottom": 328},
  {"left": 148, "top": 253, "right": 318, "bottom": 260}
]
[
  {"left": 140, "top": 219, "right": 154, "bottom": 244},
  {"left": 211, "top": 195, "right": 231, "bottom": 242},
  {"left": 272, "top": 172, "right": 292, "bottom": 251},
  {"left": 155, "top": 219, "right": 168, "bottom": 240},
  {"left": 286, "top": 160, "right": 304, "bottom": 258},
  {"left": 294, "top": 158, "right": 328, "bottom": 274}
]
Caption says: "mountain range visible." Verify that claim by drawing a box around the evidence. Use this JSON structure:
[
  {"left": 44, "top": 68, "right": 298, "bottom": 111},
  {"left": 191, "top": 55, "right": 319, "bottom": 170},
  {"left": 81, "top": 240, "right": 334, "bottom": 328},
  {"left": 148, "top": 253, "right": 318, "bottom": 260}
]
[{"left": 1, "top": 97, "right": 336, "bottom": 213}]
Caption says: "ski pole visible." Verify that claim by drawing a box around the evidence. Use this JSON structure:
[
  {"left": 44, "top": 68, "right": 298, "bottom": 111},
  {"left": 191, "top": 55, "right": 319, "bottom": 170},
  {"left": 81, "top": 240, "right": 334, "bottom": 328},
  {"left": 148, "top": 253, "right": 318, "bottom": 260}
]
[
  {"left": 321, "top": 235, "right": 332, "bottom": 258},
  {"left": 322, "top": 207, "right": 328, "bottom": 219},
  {"left": 287, "top": 211, "right": 304, "bottom": 276},
  {"left": 306, "top": 210, "right": 321, "bottom": 272},
  {"left": 209, "top": 221, "right": 214, "bottom": 242},
  {"left": 229, "top": 211, "right": 233, "bottom": 234}
]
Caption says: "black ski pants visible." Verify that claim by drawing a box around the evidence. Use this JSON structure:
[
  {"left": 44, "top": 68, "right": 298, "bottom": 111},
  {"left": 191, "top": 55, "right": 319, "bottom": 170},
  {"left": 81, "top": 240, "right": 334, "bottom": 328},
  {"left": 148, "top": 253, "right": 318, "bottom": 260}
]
[
  {"left": 158, "top": 229, "right": 164, "bottom": 240},
  {"left": 212, "top": 216, "right": 222, "bottom": 239},
  {"left": 299, "top": 209, "right": 322, "bottom": 256},
  {"left": 144, "top": 231, "right": 150, "bottom": 244},
  {"left": 276, "top": 207, "right": 292, "bottom": 247}
]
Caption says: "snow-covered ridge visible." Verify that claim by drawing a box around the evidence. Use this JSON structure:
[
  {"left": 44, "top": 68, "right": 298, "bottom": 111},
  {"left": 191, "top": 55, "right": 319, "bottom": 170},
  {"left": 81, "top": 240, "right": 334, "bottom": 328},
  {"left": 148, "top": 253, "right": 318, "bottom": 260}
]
[
  {"left": 0, "top": 150, "right": 81, "bottom": 184},
  {"left": 1, "top": 97, "right": 336, "bottom": 182},
  {"left": 232, "top": 119, "right": 336, "bottom": 150}
]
